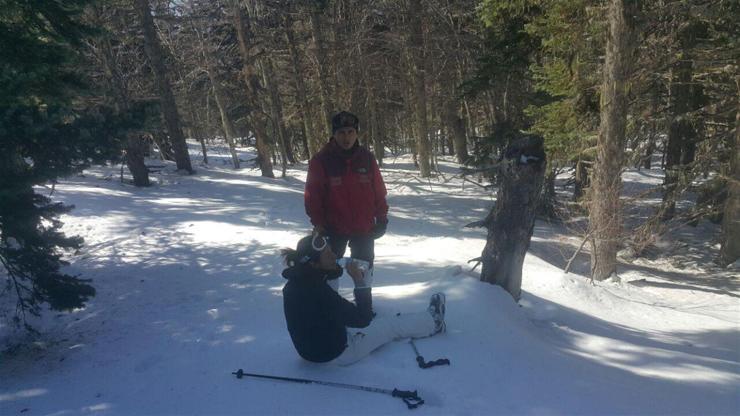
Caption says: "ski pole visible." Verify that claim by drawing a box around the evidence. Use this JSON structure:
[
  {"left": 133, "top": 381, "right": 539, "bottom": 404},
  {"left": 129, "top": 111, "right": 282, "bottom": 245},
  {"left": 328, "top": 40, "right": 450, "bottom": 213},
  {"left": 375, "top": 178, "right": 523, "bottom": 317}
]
[
  {"left": 410, "top": 339, "right": 450, "bottom": 369},
  {"left": 232, "top": 369, "right": 424, "bottom": 410}
]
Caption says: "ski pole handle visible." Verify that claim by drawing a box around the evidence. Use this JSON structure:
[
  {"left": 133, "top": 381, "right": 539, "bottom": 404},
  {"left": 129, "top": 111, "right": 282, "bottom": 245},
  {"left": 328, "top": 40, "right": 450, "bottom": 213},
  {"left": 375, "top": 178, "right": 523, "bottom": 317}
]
[
  {"left": 392, "top": 389, "right": 424, "bottom": 409},
  {"left": 416, "top": 355, "right": 451, "bottom": 369}
]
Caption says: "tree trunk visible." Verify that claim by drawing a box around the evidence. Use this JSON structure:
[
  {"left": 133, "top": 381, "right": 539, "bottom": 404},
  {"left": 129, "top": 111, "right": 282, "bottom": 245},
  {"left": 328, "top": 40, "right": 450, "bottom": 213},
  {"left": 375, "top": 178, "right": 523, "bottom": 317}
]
[
  {"left": 574, "top": 159, "right": 590, "bottom": 201},
  {"left": 309, "top": 9, "right": 334, "bottom": 137},
  {"left": 233, "top": 1, "right": 274, "bottom": 178},
  {"left": 588, "top": 0, "right": 634, "bottom": 281},
  {"left": 134, "top": 0, "right": 193, "bottom": 174},
  {"left": 264, "top": 57, "right": 295, "bottom": 167},
  {"left": 195, "top": 18, "right": 240, "bottom": 169},
  {"left": 96, "top": 14, "right": 150, "bottom": 187},
  {"left": 366, "top": 81, "right": 383, "bottom": 165},
  {"left": 261, "top": 61, "right": 287, "bottom": 178},
  {"left": 125, "top": 134, "right": 151, "bottom": 187},
  {"left": 480, "top": 135, "right": 547, "bottom": 301},
  {"left": 642, "top": 135, "right": 655, "bottom": 170},
  {"left": 284, "top": 13, "right": 315, "bottom": 158},
  {"left": 719, "top": 83, "right": 740, "bottom": 266},
  {"left": 187, "top": 107, "right": 208, "bottom": 164},
  {"left": 408, "top": 0, "right": 431, "bottom": 177},
  {"left": 357, "top": 40, "right": 383, "bottom": 166},
  {"left": 210, "top": 76, "right": 240, "bottom": 169},
  {"left": 537, "top": 166, "right": 558, "bottom": 219},
  {"left": 661, "top": 21, "right": 705, "bottom": 220},
  {"left": 445, "top": 98, "right": 468, "bottom": 164}
]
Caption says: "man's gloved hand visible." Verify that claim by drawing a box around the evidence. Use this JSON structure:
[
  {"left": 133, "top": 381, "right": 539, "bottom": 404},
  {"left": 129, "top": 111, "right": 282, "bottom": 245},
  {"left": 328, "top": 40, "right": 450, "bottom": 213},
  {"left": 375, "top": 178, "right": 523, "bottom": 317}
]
[{"left": 371, "top": 219, "right": 388, "bottom": 239}]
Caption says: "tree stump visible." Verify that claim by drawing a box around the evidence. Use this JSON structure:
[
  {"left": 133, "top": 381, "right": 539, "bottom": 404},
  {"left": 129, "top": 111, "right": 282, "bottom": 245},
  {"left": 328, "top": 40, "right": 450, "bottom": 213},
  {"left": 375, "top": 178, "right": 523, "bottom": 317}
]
[
  {"left": 125, "top": 134, "right": 150, "bottom": 187},
  {"left": 480, "top": 134, "right": 546, "bottom": 301}
]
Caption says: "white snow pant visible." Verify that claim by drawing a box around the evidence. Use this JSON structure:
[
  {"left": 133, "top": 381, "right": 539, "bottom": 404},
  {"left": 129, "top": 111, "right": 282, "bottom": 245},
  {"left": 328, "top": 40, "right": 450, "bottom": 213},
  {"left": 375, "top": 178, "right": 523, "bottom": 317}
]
[{"left": 332, "top": 312, "right": 437, "bottom": 366}]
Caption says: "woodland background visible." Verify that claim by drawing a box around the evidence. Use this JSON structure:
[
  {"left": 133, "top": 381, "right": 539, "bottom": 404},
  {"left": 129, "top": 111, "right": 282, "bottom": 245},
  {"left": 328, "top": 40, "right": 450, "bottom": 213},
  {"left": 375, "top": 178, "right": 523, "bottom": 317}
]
[{"left": 0, "top": 0, "right": 738, "bottom": 325}]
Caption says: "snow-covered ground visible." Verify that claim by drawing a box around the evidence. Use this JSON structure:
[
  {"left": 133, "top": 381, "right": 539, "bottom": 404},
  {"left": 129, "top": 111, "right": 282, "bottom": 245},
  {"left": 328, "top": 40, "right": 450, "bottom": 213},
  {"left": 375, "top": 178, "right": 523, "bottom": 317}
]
[{"left": 1, "top": 143, "right": 738, "bottom": 415}]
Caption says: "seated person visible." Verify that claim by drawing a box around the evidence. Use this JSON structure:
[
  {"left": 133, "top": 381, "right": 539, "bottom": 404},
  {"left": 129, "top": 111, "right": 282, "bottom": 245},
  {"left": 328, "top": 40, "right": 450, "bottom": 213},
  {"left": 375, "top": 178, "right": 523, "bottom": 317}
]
[{"left": 281, "top": 234, "right": 446, "bottom": 365}]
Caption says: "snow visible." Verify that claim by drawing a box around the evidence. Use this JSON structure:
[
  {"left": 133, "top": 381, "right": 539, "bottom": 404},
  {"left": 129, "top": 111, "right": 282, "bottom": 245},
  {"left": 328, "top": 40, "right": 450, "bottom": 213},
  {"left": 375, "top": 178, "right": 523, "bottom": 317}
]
[{"left": 1, "top": 143, "right": 738, "bottom": 415}]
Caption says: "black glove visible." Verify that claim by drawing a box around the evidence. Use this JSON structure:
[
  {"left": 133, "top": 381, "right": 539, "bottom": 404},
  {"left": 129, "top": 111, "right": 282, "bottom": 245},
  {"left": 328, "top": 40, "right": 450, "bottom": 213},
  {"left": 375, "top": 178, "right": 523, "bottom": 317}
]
[{"left": 372, "top": 219, "right": 387, "bottom": 239}]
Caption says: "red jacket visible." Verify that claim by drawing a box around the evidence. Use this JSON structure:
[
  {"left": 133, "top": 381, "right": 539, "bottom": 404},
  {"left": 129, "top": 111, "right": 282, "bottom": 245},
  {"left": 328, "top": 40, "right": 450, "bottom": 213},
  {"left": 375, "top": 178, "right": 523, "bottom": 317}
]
[{"left": 305, "top": 140, "right": 388, "bottom": 236}]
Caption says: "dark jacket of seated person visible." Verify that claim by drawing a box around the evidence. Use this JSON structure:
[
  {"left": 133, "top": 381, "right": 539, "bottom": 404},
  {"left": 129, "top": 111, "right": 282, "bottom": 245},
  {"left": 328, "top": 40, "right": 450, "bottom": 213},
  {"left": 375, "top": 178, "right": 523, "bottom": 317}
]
[{"left": 282, "top": 239, "right": 373, "bottom": 363}]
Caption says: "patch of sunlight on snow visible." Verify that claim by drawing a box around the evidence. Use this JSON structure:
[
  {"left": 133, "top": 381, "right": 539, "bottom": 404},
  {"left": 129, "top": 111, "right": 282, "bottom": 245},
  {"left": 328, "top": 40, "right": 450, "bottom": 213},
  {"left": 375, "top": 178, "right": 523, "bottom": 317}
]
[
  {"left": 149, "top": 197, "right": 221, "bottom": 207},
  {"left": 207, "top": 309, "right": 219, "bottom": 319},
  {"left": 0, "top": 388, "right": 48, "bottom": 401},
  {"left": 571, "top": 334, "right": 740, "bottom": 384},
  {"left": 388, "top": 210, "right": 419, "bottom": 220},
  {"left": 82, "top": 403, "right": 111, "bottom": 412},
  {"left": 219, "top": 325, "right": 234, "bottom": 333},
  {"left": 205, "top": 177, "right": 302, "bottom": 194},
  {"left": 234, "top": 335, "right": 256, "bottom": 344},
  {"left": 229, "top": 283, "right": 252, "bottom": 289},
  {"left": 60, "top": 186, "right": 130, "bottom": 197},
  {"left": 373, "top": 282, "right": 429, "bottom": 299},
  {"left": 183, "top": 221, "right": 299, "bottom": 246},
  {"left": 44, "top": 411, "right": 73, "bottom": 416}
]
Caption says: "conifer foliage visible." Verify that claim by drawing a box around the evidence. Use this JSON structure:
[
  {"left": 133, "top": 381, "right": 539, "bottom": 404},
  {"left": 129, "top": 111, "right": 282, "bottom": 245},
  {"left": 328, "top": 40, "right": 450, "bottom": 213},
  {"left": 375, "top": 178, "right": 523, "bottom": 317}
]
[{"left": 0, "top": 0, "right": 117, "bottom": 328}]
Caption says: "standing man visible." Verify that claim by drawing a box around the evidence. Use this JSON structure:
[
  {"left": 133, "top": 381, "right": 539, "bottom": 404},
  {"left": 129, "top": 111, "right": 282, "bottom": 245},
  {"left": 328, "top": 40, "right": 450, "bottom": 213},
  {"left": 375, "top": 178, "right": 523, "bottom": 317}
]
[{"left": 305, "top": 111, "right": 388, "bottom": 275}]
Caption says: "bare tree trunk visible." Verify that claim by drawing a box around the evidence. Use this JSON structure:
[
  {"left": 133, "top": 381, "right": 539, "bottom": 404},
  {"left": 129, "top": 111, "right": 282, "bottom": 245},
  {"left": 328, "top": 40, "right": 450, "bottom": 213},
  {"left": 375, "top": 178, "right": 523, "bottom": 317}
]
[
  {"left": 284, "top": 13, "right": 315, "bottom": 158},
  {"left": 588, "top": 0, "right": 634, "bottom": 281},
  {"left": 408, "top": 0, "right": 431, "bottom": 177},
  {"left": 661, "top": 21, "right": 704, "bottom": 220},
  {"left": 187, "top": 107, "right": 208, "bottom": 164},
  {"left": 641, "top": 87, "right": 660, "bottom": 170},
  {"left": 97, "top": 24, "right": 151, "bottom": 186},
  {"left": 368, "top": 89, "right": 384, "bottom": 166},
  {"left": 719, "top": 82, "right": 740, "bottom": 266},
  {"left": 125, "top": 134, "right": 151, "bottom": 186},
  {"left": 193, "top": 15, "right": 240, "bottom": 169},
  {"left": 210, "top": 78, "right": 241, "bottom": 169},
  {"left": 264, "top": 57, "right": 295, "bottom": 166},
  {"left": 261, "top": 61, "right": 288, "bottom": 177},
  {"left": 538, "top": 166, "right": 558, "bottom": 219},
  {"left": 445, "top": 98, "right": 468, "bottom": 164},
  {"left": 480, "top": 135, "right": 546, "bottom": 301},
  {"left": 233, "top": 0, "right": 274, "bottom": 178},
  {"left": 642, "top": 135, "right": 655, "bottom": 170},
  {"left": 574, "top": 159, "right": 590, "bottom": 201},
  {"left": 309, "top": 8, "right": 334, "bottom": 137},
  {"left": 134, "top": 0, "right": 193, "bottom": 174}
]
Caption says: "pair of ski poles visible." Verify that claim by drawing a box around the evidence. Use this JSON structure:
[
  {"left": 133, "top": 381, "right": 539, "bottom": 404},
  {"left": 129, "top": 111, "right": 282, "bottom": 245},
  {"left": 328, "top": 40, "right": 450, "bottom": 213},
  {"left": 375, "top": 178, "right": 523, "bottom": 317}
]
[
  {"left": 232, "top": 368, "right": 424, "bottom": 409},
  {"left": 232, "top": 341, "right": 449, "bottom": 410}
]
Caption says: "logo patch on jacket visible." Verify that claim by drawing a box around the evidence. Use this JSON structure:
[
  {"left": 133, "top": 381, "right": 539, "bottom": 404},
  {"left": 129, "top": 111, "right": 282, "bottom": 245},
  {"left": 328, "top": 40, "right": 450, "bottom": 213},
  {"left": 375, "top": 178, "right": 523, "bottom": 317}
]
[
  {"left": 330, "top": 177, "right": 342, "bottom": 186},
  {"left": 354, "top": 167, "right": 368, "bottom": 174}
]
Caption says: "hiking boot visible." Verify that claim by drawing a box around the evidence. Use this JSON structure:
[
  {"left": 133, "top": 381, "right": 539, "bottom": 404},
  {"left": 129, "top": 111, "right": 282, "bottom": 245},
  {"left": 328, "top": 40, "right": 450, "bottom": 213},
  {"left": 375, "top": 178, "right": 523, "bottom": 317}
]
[{"left": 428, "top": 293, "right": 446, "bottom": 334}]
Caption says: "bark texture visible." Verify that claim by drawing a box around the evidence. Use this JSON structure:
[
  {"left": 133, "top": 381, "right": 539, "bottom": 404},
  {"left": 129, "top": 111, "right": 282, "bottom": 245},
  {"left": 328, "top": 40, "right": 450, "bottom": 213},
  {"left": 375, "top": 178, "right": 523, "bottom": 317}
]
[
  {"left": 719, "top": 88, "right": 740, "bottom": 266},
  {"left": 134, "top": 0, "right": 193, "bottom": 174},
  {"left": 408, "top": 0, "right": 432, "bottom": 177},
  {"left": 588, "top": 0, "right": 633, "bottom": 280},
  {"left": 480, "top": 135, "right": 546, "bottom": 301},
  {"left": 233, "top": 1, "right": 274, "bottom": 178}
]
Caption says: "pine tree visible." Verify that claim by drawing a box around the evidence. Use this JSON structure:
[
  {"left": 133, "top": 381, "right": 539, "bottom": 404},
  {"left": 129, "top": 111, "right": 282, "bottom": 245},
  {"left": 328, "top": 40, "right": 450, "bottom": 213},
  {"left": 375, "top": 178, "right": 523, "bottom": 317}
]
[{"left": 0, "top": 0, "right": 119, "bottom": 328}]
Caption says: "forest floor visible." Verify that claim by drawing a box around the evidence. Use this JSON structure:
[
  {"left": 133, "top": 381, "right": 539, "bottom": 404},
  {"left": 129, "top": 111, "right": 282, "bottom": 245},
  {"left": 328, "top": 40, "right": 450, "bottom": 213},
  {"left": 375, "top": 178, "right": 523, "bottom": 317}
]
[{"left": 1, "top": 142, "right": 738, "bottom": 415}]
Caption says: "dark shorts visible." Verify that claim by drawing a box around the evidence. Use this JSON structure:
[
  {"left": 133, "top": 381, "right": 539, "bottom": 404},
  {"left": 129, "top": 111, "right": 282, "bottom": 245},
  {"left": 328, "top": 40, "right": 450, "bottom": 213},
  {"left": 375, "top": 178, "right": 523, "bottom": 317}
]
[{"left": 328, "top": 234, "right": 375, "bottom": 268}]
